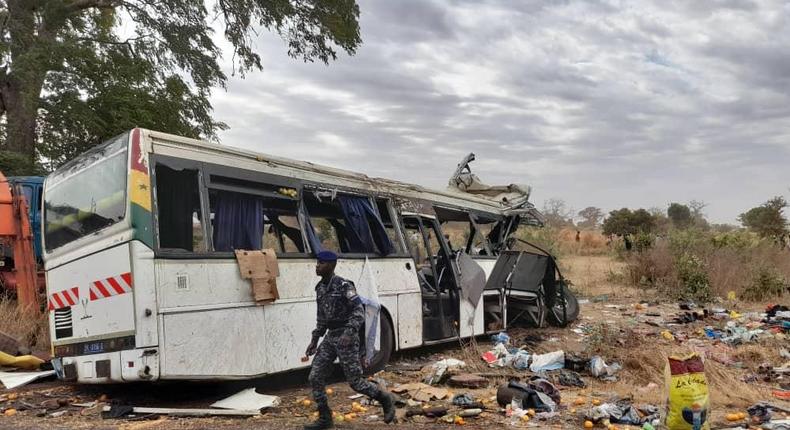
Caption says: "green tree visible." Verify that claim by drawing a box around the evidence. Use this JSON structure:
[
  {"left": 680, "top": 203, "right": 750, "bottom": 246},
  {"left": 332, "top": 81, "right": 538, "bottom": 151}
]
[
  {"left": 602, "top": 208, "right": 656, "bottom": 237},
  {"left": 602, "top": 208, "right": 633, "bottom": 237},
  {"left": 577, "top": 206, "right": 603, "bottom": 229},
  {"left": 667, "top": 203, "right": 692, "bottom": 228},
  {"left": 0, "top": 0, "right": 362, "bottom": 173},
  {"left": 631, "top": 208, "right": 656, "bottom": 233},
  {"left": 738, "top": 196, "right": 789, "bottom": 242}
]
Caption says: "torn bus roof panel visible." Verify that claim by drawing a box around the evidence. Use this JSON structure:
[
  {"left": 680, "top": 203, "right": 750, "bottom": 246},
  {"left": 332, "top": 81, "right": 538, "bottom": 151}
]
[{"left": 447, "top": 153, "right": 534, "bottom": 211}]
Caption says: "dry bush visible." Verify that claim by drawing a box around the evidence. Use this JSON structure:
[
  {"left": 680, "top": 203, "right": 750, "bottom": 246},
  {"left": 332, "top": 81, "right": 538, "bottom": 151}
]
[
  {"left": 624, "top": 230, "right": 790, "bottom": 302},
  {"left": 706, "top": 248, "right": 750, "bottom": 298},
  {"left": 626, "top": 240, "right": 677, "bottom": 290},
  {"left": 556, "top": 228, "right": 610, "bottom": 256},
  {"left": 0, "top": 298, "right": 49, "bottom": 353}
]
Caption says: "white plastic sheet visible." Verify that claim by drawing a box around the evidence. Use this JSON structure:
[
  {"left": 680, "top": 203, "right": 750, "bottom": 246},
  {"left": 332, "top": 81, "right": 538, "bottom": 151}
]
[{"left": 0, "top": 370, "right": 56, "bottom": 390}]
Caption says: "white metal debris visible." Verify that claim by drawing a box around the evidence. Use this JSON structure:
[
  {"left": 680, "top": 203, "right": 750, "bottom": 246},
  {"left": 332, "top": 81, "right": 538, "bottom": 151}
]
[
  {"left": 0, "top": 370, "right": 56, "bottom": 389},
  {"left": 210, "top": 388, "right": 280, "bottom": 411}
]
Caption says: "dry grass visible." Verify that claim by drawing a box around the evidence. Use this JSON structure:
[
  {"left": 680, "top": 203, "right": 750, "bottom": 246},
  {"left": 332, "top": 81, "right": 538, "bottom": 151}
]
[
  {"left": 624, "top": 233, "right": 790, "bottom": 302},
  {"left": 582, "top": 343, "right": 773, "bottom": 416},
  {"left": 0, "top": 297, "right": 49, "bottom": 354},
  {"left": 556, "top": 228, "right": 610, "bottom": 256},
  {"left": 559, "top": 254, "right": 655, "bottom": 301}
]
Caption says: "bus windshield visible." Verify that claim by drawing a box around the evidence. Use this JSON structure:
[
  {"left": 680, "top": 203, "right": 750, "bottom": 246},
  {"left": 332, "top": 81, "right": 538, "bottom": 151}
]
[{"left": 44, "top": 133, "right": 129, "bottom": 252}]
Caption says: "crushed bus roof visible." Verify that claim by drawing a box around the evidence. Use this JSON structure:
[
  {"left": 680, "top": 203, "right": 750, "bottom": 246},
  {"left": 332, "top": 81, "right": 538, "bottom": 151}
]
[{"left": 142, "top": 128, "right": 541, "bottom": 221}]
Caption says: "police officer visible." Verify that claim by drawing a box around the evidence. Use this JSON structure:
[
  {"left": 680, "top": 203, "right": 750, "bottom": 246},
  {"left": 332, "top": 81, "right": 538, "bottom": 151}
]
[{"left": 304, "top": 251, "right": 395, "bottom": 429}]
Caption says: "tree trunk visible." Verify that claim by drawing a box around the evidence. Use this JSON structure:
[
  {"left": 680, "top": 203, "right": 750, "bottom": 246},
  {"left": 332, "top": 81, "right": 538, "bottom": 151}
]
[
  {"left": 1, "top": 0, "right": 51, "bottom": 168},
  {"left": 2, "top": 74, "right": 41, "bottom": 165}
]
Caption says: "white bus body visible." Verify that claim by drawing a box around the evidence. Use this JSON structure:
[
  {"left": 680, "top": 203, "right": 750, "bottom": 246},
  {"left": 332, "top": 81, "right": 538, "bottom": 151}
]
[{"left": 43, "top": 129, "right": 539, "bottom": 383}]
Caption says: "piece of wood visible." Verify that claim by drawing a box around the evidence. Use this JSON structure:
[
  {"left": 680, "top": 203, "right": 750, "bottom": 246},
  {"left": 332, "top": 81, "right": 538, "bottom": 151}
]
[
  {"left": 448, "top": 373, "right": 489, "bottom": 389},
  {"left": 405, "top": 406, "right": 448, "bottom": 418},
  {"left": 101, "top": 406, "right": 259, "bottom": 417}
]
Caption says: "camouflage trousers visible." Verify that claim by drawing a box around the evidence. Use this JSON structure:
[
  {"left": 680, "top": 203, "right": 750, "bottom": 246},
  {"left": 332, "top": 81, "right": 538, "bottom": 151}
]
[{"left": 309, "top": 328, "right": 380, "bottom": 408}]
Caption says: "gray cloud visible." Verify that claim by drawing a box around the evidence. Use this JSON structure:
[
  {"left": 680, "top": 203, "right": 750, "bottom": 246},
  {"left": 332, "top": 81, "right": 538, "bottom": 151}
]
[{"left": 210, "top": 0, "right": 790, "bottom": 223}]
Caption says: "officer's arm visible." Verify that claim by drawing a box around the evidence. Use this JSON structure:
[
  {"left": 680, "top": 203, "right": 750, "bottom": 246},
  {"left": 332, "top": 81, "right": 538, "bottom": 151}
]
[
  {"left": 345, "top": 282, "right": 365, "bottom": 333},
  {"left": 312, "top": 298, "right": 327, "bottom": 342}
]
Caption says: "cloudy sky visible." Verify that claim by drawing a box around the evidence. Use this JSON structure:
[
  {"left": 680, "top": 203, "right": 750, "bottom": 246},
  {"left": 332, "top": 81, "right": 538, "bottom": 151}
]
[{"left": 210, "top": 0, "right": 790, "bottom": 224}]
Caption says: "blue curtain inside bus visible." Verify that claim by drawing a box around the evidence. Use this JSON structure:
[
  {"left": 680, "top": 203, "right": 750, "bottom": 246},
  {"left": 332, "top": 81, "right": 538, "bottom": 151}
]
[
  {"left": 300, "top": 206, "right": 324, "bottom": 254},
  {"left": 337, "top": 195, "right": 394, "bottom": 255},
  {"left": 213, "top": 192, "right": 264, "bottom": 251}
]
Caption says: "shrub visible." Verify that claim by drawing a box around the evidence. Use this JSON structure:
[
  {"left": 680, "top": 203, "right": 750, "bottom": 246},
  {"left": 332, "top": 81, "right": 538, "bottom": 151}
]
[
  {"left": 633, "top": 231, "right": 655, "bottom": 251},
  {"left": 626, "top": 241, "right": 675, "bottom": 288},
  {"left": 711, "top": 230, "right": 762, "bottom": 249},
  {"left": 514, "top": 226, "right": 562, "bottom": 257},
  {"left": 675, "top": 252, "right": 713, "bottom": 302},
  {"left": 742, "top": 266, "right": 788, "bottom": 301},
  {"left": 624, "top": 227, "right": 789, "bottom": 302}
]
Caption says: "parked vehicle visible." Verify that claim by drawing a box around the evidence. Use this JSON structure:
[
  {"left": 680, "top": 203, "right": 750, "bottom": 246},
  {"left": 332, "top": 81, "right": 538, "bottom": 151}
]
[
  {"left": 0, "top": 173, "right": 40, "bottom": 310},
  {"left": 43, "top": 129, "right": 575, "bottom": 384}
]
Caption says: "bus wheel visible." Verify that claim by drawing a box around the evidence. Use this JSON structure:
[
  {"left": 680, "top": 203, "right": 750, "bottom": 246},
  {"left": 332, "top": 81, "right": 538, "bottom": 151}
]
[
  {"left": 363, "top": 313, "right": 394, "bottom": 375},
  {"left": 546, "top": 288, "right": 580, "bottom": 327}
]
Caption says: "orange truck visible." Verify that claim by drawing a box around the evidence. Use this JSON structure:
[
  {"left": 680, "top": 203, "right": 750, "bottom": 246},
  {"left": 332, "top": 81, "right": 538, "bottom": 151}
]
[{"left": 0, "top": 172, "right": 40, "bottom": 312}]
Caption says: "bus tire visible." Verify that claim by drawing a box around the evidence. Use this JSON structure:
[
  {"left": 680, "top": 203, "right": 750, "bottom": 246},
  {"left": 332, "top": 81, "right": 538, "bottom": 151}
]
[
  {"left": 546, "top": 288, "right": 580, "bottom": 327},
  {"left": 362, "top": 312, "right": 394, "bottom": 375}
]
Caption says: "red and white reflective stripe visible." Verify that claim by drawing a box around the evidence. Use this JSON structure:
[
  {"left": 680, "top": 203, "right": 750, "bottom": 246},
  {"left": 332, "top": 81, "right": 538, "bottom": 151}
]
[
  {"left": 48, "top": 287, "right": 79, "bottom": 311},
  {"left": 89, "top": 272, "right": 133, "bottom": 301}
]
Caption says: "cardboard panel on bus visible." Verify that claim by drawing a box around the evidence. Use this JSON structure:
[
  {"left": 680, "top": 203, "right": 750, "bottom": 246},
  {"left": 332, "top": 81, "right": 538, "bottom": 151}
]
[{"left": 234, "top": 249, "right": 280, "bottom": 304}]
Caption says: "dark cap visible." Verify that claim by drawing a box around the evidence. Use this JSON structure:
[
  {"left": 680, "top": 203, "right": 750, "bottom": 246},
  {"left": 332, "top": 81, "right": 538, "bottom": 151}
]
[{"left": 316, "top": 250, "right": 338, "bottom": 262}]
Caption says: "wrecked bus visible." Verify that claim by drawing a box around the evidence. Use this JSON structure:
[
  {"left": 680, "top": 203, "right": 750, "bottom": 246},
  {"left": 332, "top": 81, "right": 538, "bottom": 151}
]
[{"left": 42, "top": 129, "right": 573, "bottom": 383}]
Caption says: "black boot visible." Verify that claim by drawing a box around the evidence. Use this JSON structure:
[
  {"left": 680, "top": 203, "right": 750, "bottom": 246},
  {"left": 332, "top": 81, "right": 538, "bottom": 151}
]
[
  {"left": 304, "top": 404, "right": 333, "bottom": 430},
  {"left": 376, "top": 391, "right": 396, "bottom": 424}
]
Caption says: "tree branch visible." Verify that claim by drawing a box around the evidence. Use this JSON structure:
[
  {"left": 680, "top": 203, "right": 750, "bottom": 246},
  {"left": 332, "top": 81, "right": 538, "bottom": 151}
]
[{"left": 64, "top": 0, "right": 122, "bottom": 13}]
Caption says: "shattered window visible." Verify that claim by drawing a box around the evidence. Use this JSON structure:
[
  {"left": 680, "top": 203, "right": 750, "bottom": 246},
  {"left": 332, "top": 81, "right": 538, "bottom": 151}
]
[
  {"left": 303, "top": 193, "right": 348, "bottom": 254},
  {"left": 206, "top": 187, "right": 306, "bottom": 254},
  {"left": 440, "top": 221, "right": 471, "bottom": 253},
  {"left": 376, "top": 198, "right": 403, "bottom": 254},
  {"left": 303, "top": 192, "right": 395, "bottom": 256},
  {"left": 155, "top": 165, "right": 206, "bottom": 252},
  {"left": 471, "top": 222, "right": 494, "bottom": 256}
]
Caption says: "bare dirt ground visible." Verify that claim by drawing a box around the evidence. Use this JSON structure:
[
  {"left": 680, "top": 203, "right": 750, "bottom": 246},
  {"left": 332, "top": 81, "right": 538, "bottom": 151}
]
[{"left": 1, "top": 254, "right": 788, "bottom": 429}]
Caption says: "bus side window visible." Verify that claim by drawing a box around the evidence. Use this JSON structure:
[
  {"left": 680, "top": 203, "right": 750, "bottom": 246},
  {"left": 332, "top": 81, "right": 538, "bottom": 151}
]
[
  {"left": 434, "top": 206, "right": 473, "bottom": 253},
  {"left": 375, "top": 198, "right": 403, "bottom": 254},
  {"left": 155, "top": 165, "right": 206, "bottom": 252},
  {"left": 207, "top": 189, "right": 305, "bottom": 254},
  {"left": 303, "top": 192, "right": 395, "bottom": 256},
  {"left": 263, "top": 212, "right": 304, "bottom": 253},
  {"left": 303, "top": 193, "right": 345, "bottom": 253}
]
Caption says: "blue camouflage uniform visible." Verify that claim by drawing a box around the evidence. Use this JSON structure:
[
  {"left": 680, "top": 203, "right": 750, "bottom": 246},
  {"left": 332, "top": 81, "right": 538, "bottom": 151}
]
[{"left": 308, "top": 274, "right": 381, "bottom": 407}]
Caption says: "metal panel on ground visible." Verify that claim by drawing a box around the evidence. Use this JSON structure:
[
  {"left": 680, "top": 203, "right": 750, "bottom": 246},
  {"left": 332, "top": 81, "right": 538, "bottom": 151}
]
[{"left": 397, "top": 293, "right": 423, "bottom": 350}]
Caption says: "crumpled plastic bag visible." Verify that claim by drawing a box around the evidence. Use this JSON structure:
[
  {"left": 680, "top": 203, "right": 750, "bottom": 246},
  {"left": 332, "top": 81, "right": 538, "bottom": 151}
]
[
  {"left": 491, "top": 332, "right": 510, "bottom": 345},
  {"left": 452, "top": 393, "right": 475, "bottom": 407},
  {"left": 513, "top": 350, "right": 530, "bottom": 370},
  {"left": 558, "top": 370, "right": 586, "bottom": 387},
  {"left": 424, "top": 358, "right": 465, "bottom": 385},
  {"left": 588, "top": 401, "right": 659, "bottom": 425},
  {"left": 590, "top": 356, "right": 622, "bottom": 380},
  {"left": 530, "top": 350, "right": 564, "bottom": 372}
]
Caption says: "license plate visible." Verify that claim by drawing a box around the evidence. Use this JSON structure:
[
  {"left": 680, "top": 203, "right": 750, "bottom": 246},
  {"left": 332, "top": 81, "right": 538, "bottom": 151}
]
[{"left": 82, "top": 342, "right": 105, "bottom": 355}]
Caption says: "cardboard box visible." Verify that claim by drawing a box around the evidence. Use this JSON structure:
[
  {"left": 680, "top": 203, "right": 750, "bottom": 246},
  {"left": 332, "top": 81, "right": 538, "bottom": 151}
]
[{"left": 235, "top": 249, "right": 280, "bottom": 304}]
